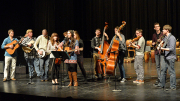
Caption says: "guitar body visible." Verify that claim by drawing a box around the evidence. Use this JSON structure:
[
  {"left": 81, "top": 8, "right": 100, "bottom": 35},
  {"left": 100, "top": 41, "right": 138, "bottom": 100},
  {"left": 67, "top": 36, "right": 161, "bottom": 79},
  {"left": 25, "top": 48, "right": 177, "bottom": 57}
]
[
  {"left": 55, "top": 58, "right": 61, "bottom": 65},
  {"left": 106, "top": 38, "right": 119, "bottom": 75},
  {"left": 97, "top": 41, "right": 109, "bottom": 74},
  {"left": 6, "top": 40, "right": 20, "bottom": 55},
  {"left": 22, "top": 46, "right": 34, "bottom": 53}
]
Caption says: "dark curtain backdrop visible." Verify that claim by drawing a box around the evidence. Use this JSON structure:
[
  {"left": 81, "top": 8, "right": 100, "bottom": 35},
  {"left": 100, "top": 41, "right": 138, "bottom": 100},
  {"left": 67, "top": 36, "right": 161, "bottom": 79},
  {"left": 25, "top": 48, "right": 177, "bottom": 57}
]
[{"left": 0, "top": 0, "right": 180, "bottom": 66}]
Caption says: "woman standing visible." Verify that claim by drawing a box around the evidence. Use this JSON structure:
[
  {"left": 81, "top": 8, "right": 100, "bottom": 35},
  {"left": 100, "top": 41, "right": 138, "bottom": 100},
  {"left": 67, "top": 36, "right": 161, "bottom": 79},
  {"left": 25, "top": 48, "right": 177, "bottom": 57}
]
[
  {"left": 47, "top": 33, "right": 60, "bottom": 85},
  {"left": 74, "top": 31, "right": 87, "bottom": 83},
  {"left": 58, "top": 30, "right": 79, "bottom": 86}
]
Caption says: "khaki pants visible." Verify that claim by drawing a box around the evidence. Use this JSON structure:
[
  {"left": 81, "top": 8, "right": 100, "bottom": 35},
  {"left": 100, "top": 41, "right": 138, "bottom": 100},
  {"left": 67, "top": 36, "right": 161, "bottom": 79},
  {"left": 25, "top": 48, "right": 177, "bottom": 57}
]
[
  {"left": 93, "top": 53, "right": 99, "bottom": 76},
  {"left": 4, "top": 56, "right": 17, "bottom": 79}
]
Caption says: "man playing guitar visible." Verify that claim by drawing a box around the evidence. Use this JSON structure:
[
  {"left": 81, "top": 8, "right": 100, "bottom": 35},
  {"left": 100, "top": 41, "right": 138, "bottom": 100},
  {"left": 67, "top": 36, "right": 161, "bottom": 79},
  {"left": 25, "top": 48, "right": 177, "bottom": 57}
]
[
  {"left": 155, "top": 25, "right": 177, "bottom": 90},
  {"left": 152, "top": 23, "right": 165, "bottom": 85},
  {"left": 21, "top": 29, "right": 40, "bottom": 79},
  {"left": 34, "top": 29, "right": 50, "bottom": 81},
  {"left": 1, "top": 29, "right": 21, "bottom": 81}
]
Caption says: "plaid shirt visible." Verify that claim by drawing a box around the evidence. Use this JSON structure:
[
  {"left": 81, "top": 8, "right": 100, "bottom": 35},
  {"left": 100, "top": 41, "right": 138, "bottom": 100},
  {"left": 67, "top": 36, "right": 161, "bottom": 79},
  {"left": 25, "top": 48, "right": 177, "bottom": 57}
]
[{"left": 21, "top": 37, "right": 38, "bottom": 59}]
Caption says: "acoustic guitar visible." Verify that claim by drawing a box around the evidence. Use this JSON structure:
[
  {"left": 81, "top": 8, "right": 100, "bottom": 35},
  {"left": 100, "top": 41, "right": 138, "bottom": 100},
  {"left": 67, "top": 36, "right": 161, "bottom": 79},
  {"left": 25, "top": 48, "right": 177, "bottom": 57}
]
[
  {"left": 54, "top": 47, "right": 83, "bottom": 64},
  {"left": 5, "top": 37, "right": 24, "bottom": 55}
]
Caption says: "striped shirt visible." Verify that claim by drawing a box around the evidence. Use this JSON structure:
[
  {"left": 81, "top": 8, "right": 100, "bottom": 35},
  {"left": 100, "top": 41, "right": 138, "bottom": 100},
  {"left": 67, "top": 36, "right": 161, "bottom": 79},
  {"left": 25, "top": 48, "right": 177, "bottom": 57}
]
[{"left": 21, "top": 37, "right": 38, "bottom": 59}]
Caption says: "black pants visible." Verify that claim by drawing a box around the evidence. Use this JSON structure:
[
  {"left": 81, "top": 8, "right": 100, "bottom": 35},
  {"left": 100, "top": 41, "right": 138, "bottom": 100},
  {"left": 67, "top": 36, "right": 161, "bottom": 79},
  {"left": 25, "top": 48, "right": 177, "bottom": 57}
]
[
  {"left": 77, "top": 56, "right": 86, "bottom": 78},
  {"left": 66, "top": 63, "right": 77, "bottom": 72},
  {"left": 50, "top": 58, "right": 60, "bottom": 79}
]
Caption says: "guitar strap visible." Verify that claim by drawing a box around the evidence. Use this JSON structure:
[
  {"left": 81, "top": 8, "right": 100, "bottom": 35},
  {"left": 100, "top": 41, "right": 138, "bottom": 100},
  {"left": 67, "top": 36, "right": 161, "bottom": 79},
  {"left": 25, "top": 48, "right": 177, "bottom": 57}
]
[{"left": 162, "top": 34, "right": 172, "bottom": 48}]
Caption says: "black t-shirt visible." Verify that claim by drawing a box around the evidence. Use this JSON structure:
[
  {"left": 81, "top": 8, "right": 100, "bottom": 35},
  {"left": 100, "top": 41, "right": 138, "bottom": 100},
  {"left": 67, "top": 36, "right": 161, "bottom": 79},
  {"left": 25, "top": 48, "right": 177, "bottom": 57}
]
[{"left": 78, "top": 39, "right": 84, "bottom": 56}]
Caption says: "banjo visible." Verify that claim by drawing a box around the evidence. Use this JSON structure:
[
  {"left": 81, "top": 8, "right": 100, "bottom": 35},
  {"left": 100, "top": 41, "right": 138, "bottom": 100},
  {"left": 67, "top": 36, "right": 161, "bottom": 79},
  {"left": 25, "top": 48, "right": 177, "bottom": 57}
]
[{"left": 38, "top": 48, "right": 51, "bottom": 58}]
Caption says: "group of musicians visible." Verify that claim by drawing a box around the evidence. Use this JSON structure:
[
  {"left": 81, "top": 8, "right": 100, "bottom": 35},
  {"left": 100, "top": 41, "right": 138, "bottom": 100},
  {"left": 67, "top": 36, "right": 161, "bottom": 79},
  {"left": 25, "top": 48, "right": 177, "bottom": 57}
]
[{"left": 1, "top": 22, "right": 177, "bottom": 90}]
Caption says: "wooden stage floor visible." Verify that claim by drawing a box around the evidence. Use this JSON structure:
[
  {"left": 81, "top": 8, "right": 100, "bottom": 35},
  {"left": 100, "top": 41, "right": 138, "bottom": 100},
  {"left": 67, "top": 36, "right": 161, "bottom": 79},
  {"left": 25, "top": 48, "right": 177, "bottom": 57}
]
[{"left": 0, "top": 58, "right": 180, "bottom": 101}]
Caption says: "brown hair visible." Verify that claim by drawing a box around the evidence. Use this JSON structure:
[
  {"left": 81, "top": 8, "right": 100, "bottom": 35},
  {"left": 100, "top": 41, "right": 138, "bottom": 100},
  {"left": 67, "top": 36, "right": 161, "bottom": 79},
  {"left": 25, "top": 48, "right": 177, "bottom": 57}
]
[
  {"left": 63, "top": 31, "right": 67, "bottom": 37},
  {"left": 154, "top": 22, "right": 160, "bottom": 27},
  {"left": 74, "top": 31, "right": 80, "bottom": 41},
  {"left": 8, "top": 29, "right": 14, "bottom": 34},
  {"left": 26, "top": 29, "right": 33, "bottom": 34},
  {"left": 50, "top": 33, "right": 60, "bottom": 46},
  {"left": 115, "top": 26, "right": 119, "bottom": 29},
  {"left": 136, "top": 29, "right": 143, "bottom": 34},
  {"left": 163, "top": 25, "right": 172, "bottom": 32},
  {"left": 95, "top": 28, "right": 101, "bottom": 32},
  {"left": 65, "top": 30, "right": 75, "bottom": 48}
]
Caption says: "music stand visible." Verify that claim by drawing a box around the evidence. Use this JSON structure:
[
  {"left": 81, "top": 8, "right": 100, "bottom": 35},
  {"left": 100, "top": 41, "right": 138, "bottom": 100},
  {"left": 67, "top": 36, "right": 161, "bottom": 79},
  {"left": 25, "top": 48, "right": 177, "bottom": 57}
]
[{"left": 51, "top": 51, "right": 70, "bottom": 88}]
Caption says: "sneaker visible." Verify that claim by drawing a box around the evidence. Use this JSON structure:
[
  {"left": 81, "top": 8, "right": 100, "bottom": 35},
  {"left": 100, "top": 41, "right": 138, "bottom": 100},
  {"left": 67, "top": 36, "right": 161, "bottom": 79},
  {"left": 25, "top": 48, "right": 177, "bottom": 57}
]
[
  {"left": 3, "top": 78, "right": 7, "bottom": 82},
  {"left": 171, "top": 88, "right": 176, "bottom": 90},
  {"left": 137, "top": 80, "right": 144, "bottom": 84},
  {"left": 11, "top": 78, "right": 16, "bottom": 81},
  {"left": 120, "top": 78, "right": 127, "bottom": 83},
  {"left": 133, "top": 79, "right": 139, "bottom": 83}
]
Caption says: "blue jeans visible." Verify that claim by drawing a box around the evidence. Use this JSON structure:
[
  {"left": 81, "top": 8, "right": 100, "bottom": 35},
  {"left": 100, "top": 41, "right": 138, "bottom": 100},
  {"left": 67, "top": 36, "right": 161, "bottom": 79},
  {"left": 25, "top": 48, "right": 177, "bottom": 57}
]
[
  {"left": 39, "top": 55, "right": 50, "bottom": 80},
  {"left": 155, "top": 55, "right": 165, "bottom": 80},
  {"left": 117, "top": 51, "right": 126, "bottom": 78},
  {"left": 25, "top": 58, "right": 40, "bottom": 77},
  {"left": 160, "top": 58, "right": 176, "bottom": 88}
]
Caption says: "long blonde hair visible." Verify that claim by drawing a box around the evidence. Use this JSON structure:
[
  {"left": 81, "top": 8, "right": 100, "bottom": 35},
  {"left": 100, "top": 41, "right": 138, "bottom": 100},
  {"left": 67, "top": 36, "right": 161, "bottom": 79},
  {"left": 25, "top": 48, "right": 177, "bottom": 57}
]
[
  {"left": 74, "top": 31, "right": 80, "bottom": 41},
  {"left": 50, "top": 33, "right": 60, "bottom": 46}
]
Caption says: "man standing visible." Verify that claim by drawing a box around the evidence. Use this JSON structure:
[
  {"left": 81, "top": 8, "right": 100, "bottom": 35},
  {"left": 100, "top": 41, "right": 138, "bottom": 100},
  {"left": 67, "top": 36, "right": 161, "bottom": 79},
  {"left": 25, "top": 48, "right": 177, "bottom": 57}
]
[
  {"left": 21, "top": 29, "right": 40, "bottom": 79},
  {"left": 91, "top": 28, "right": 109, "bottom": 79},
  {"left": 156, "top": 25, "right": 176, "bottom": 90},
  {"left": 1, "top": 29, "right": 20, "bottom": 81},
  {"left": 130, "top": 29, "right": 145, "bottom": 84},
  {"left": 34, "top": 29, "right": 50, "bottom": 81},
  {"left": 152, "top": 23, "right": 165, "bottom": 85}
]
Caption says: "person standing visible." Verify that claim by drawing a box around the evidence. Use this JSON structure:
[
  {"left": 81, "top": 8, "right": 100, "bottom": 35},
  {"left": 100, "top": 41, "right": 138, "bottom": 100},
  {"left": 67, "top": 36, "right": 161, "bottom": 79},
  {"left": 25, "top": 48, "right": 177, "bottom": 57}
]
[
  {"left": 74, "top": 31, "right": 87, "bottom": 83},
  {"left": 34, "top": 29, "right": 50, "bottom": 81},
  {"left": 152, "top": 23, "right": 165, "bottom": 85},
  {"left": 155, "top": 25, "right": 176, "bottom": 90},
  {"left": 1, "top": 29, "right": 21, "bottom": 81},
  {"left": 130, "top": 29, "right": 145, "bottom": 84},
  {"left": 91, "top": 28, "right": 109, "bottom": 79},
  {"left": 107, "top": 26, "right": 127, "bottom": 82},
  {"left": 58, "top": 30, "right": 79, "bottom": 86},
  {"left": 47, "top": 33, "right": 61, "bottom": 85},
  {"left": 21, "top": 29, "right": 40, "bottom": 79}
]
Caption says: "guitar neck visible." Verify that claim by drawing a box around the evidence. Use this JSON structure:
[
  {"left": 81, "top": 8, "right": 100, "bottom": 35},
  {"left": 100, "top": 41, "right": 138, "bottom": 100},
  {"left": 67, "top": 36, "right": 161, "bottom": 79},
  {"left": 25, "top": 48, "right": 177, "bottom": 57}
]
[{"left": 67, "top": 48, "right": 83, "bottom": 53}]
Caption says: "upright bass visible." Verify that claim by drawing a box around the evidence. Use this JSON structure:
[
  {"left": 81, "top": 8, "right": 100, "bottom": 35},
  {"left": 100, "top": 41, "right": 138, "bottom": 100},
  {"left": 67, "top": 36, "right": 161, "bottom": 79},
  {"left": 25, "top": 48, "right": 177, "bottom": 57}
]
[
  {"left": 106, "top": 21, "right": 126, "bottom": 75},
  {"left": 96, "top": 22, "right": 110, "bottom": 75}
]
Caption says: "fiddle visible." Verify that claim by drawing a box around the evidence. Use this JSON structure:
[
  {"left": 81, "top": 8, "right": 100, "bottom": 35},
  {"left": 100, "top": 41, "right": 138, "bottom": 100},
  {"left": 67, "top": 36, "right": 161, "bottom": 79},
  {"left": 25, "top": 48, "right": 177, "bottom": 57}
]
[{"left": 128, "top": 36, "right": 141, "bottom": 47}]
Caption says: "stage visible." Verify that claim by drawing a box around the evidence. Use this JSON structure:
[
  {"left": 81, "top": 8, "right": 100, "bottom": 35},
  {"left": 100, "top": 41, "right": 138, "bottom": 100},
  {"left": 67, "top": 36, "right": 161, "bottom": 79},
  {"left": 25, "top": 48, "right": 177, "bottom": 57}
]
[{"left": 0, "top": 58, "right": 180, "bottom": 101}]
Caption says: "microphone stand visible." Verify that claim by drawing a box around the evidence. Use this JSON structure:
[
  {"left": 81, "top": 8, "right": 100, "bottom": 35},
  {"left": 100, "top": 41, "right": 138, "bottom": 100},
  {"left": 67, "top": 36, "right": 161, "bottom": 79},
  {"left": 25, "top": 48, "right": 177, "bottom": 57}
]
[
  {"left": 110, "top": 51, "right": 121, "bottom": 92},
  {"left": 87, "top": 51, "right": 96, "bottom": 82}
]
